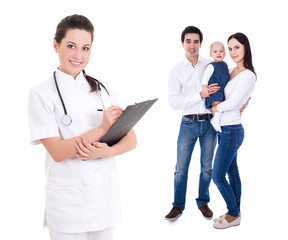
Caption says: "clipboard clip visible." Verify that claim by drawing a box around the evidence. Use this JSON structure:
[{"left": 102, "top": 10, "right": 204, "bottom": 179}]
[{"left": 135, "top": 100, "right": 150, "bottom": 107}]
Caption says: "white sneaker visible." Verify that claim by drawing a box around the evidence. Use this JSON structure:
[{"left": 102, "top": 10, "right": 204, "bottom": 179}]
[{"left": 213, "top": 215, "right": 241, "bottom": 229}]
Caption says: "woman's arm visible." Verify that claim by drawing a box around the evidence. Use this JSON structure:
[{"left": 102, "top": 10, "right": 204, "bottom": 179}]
[
  {"left": 41, "top": 106, "right": 123, "bottom": 162},
  {"left": 75, "top": 129, "right": 137, "bottom": 160},
  {"left": 213, "top": 72, "right": 255, "bottom": 113}
]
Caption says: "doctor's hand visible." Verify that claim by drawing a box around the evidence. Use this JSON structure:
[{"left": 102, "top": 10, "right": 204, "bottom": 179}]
[
  {"left": 100, "top": 106, "right": 123, "bottom": 132},
  {"left": 75, "top": 136, "right": 111, "bottom": 160}
]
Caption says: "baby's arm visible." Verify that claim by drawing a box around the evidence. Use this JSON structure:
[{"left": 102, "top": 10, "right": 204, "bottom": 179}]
[
  {"left": 201, "top": 64, "right": 217, "bottom": 99},
  {"left": 202, "top": 64, "right": 214, "bottom": 85}
]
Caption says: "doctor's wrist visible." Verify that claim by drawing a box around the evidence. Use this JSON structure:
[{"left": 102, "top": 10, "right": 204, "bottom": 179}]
[{"left": 96, "top": 125, "right": 107, "bottom": 137}]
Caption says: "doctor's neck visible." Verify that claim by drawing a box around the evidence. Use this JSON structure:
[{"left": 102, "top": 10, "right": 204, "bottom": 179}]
[{"left": 57, "top": 67, "right": 81, "bottom": 79}]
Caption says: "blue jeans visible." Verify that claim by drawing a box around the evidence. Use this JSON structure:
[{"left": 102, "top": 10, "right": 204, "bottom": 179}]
[
  {"left": 173, "top": 116, "right": 217, "bottom": 211},
  {"left": 212, "top": 124, "right": 244, "bottom": 217}
]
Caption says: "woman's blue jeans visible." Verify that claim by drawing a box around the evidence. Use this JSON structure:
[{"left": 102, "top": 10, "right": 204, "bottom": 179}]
[
  {"left": 173, "top": 116, "right": 217, "bottom": 211},
  {"left": 212, "top": 124, "right": 244, "bottom": 217}
]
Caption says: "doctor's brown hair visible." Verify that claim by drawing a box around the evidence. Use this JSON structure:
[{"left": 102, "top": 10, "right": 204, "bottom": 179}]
[{"left": 54, "top": 14, "right": 98, "bottom": 92}]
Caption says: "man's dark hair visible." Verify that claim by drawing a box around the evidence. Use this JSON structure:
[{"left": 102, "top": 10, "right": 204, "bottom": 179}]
[{"left": 181, "top": 26, "right": 203, "bottom": 43}]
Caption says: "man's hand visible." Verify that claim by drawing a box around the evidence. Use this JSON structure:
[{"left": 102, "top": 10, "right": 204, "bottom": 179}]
[
  {"left": 240, "top": 97, "right": 251, "bottom": 115},
  {"left": 200, "top": 83, "right": 220, "bottom": 99}
]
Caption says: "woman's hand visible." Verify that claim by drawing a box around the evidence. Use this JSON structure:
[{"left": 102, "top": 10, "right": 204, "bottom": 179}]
[
  {"left": 75, "top": 136, "right": 111, "bottom": 160},
  {"left": 100, "top": 106, "right": 123, "bottom": 132}
]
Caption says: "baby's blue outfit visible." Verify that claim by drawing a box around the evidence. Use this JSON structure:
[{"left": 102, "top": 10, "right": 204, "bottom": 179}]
[{"left": 205, "top": 61, "right": 229, "bottom": 108}]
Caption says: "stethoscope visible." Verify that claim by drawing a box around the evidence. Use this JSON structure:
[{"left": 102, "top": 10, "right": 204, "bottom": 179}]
[{"left": 53, "top": 71, "right": 110, "bottom": 126}]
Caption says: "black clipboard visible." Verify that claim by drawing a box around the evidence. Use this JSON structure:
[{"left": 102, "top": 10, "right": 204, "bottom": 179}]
[{"left": 100, "top": 98, "right": 158, "bottom": 146}]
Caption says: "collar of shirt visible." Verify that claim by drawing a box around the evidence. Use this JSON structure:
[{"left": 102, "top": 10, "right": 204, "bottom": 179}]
[
  {"left": 55, "top": 69, "right": 86, "bottom": 86},
  {"left": 183, "top": 55, "right": 209, "bottom": 67},
  {"left": 182, "top": 55, "right": 209, "bottom": 89}
]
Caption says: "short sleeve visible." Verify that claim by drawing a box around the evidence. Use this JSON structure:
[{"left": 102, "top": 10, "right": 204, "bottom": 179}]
[{"left": 28, "top": 88, "right": 60, "bottom": 145}]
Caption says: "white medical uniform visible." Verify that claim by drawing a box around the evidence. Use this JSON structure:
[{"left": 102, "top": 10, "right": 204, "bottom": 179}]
[{"left": 28, "top": 69, "right": 121, "bottom": 233}]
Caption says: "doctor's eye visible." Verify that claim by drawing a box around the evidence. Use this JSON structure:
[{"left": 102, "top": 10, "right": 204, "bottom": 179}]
[
  {"left": 82, "top": 47, "right": 90, "bottom": 51},
  {"left": 67, "top": 44, "right": 75, "bottom": 49}
]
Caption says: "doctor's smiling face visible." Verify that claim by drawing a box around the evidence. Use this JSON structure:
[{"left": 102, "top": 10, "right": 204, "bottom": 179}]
[{"left": 53, "top": 28, "right": 92, "bottom": 79}]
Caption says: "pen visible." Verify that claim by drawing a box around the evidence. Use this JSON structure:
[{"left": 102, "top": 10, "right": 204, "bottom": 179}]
[{"left": 97, "top": 109, "right": 104, "bottom": 111}]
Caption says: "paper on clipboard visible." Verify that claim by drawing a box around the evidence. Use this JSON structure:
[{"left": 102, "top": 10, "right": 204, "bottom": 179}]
[{"left": 100, "top": 98, "right": 158, "bottom": 146}]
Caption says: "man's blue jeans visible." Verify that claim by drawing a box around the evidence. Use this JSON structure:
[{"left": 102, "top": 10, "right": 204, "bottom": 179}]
[
  {"left": 212, "top": 124, "right": 244, "bottom": 217},
  {"left": 173, "top": 116, "right": 217, "bottom": 211}
]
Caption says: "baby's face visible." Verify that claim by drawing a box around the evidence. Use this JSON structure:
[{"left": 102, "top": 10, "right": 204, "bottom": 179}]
[{"left": 210, "top": 43, "right": 226, "bottom": 62}]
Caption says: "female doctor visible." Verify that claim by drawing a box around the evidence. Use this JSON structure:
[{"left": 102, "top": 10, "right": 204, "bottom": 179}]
[{"left": 28, "top": 14, "right": 137, "bottom": 240}]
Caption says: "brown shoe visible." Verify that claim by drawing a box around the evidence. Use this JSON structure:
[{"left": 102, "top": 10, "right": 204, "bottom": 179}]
[
  {"left": 198, "top": 204, "right": 213, "bottom": 220},
  {"left": 165, "top": 206, "right": 182, "bottom": 221}
]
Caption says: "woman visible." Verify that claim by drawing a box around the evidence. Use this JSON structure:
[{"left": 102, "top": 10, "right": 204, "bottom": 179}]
[
  {"left": 28, "top": 14, "right": 137, "bottom": 240},
  {"left": 211, "top": 32, "right": 256, "bottom": 229}
]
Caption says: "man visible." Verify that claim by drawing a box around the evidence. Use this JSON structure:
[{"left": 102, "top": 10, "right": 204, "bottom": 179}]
[{"left": 166, "top": 26, "right": 220, "bottom": 221}]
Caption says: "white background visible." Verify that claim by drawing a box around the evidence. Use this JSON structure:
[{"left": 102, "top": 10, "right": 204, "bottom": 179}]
[{"left": 1, "top": 0, "right": 287, "bottom": 239}]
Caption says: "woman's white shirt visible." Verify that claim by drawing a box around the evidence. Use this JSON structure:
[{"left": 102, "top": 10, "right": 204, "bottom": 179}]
[
  {"left": 28, "top": 69, "right": 121, "bottom": 233},
  {"left": 217, "top": 69, "right": 256, "bottom": 126}
]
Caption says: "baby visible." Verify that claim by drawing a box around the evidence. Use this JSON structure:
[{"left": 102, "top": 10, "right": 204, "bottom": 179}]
[{"left": 202, "top": 42, "right": 229, "bottom": 132}]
